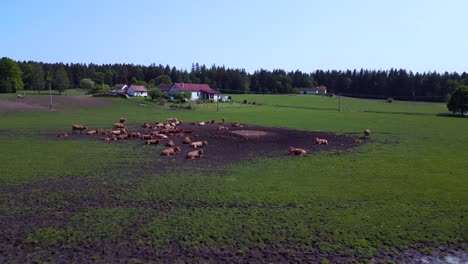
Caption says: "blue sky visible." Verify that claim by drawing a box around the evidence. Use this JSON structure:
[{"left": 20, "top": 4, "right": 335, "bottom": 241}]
[{"left": 2, "top": 0, "right": 467, "bottom": 73}]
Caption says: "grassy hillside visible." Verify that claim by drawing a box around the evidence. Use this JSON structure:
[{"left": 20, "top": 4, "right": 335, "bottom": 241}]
[{"left": 0, "top": 93, "right": 466, "bottom": 262}]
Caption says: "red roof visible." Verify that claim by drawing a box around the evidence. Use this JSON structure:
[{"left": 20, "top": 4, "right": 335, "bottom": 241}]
[
  {"left": 115, "top": 83, "right": 127, "bottom": 88},
  {"left": 174, "top": 83, "right": 219, "bottom": 94},
  {"left": 315, "top": 85, "right": 327, "bottom": 92},
  {"left": 299, "top": 86, "right": 327, "bottom": 92},
  {"left": 130, "top": 85, "right": 148, "bottom": 92},
  {"left": 157, "top": 84, "right": 173, "bottom": 92}
]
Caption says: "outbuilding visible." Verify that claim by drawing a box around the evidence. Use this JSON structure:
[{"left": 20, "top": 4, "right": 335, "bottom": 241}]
[{"left": 127, "top": 85, "right": 148, "bottom": 97}]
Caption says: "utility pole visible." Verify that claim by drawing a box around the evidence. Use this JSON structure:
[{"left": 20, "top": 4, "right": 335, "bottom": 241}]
[{"left": 49, "top": 82, "right": 53, "bottom": 111}]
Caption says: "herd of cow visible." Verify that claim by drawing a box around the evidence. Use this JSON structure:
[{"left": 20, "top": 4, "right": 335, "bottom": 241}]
[
  {"left": 57, "top": 117, "right": 371, "bottom": 158},
  {"left": 58, "top": 117, "right": 226, "bottom": 159}
]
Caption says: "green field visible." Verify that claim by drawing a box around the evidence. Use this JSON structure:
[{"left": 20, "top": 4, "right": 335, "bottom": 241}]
[{"left": 0, "top": 93, "right": 466, "bottom": 262}]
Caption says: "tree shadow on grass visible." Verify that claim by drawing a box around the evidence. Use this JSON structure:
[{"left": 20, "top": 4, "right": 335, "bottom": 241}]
[{"left": 436, "top": 113, "right": 468, "bottom": 118}]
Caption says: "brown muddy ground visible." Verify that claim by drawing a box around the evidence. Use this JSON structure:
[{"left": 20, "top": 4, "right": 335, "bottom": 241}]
[
  {"left": 64, "top": 122, "right": 363, "bottom": 166},
  {"left": 0, "top": 95, "right": 112, "bottom": 114}
]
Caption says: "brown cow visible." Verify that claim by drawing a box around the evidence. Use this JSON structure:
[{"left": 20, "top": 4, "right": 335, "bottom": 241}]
[
  {"left": 364, "top": 129, "right": 371, "bottom": 138},
  {"left": 146, "top": 139, "right": 160, "bottom": 145},
  {"left": 113, "top": 123, "right": 125, "bottom": 130},
  {"left": 289, "top": 147, "right": 307, "bottom": 156},
  {"left": 166, "top": 140, "right": 175, "bottom": 147},
  {"left": 160, "top": 146, "right": 181, "bottom": 156},
  {"left": 186, "top": 149, "right": 204, "bottom": 159},
  {"left": 190, "top": 141, "right": 208, "bottom": 148},
  {"left": 71, "top": 125, "right": 88, "bottom": 134},
  {"left": 315, "top": 138, "right": 328, "bottom": 145}
]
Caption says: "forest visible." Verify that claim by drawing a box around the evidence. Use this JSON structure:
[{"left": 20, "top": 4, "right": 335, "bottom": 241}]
[{"left": 1, "top": 57, "right": 468, "bottom": 102}]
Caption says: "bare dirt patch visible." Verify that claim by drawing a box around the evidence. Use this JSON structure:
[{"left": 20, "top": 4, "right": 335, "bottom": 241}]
[
  {"left": 0, "top": 95, "right": 113, "bottom": 113},
  {"left": 57, "top": 122, "right": 363, "bottom": 167},
  {"left": 0, "top": 100, "right": 49, "bottom": 111},
  {"left": 230, "top": 129, "right": 271, "bottom": 137}
]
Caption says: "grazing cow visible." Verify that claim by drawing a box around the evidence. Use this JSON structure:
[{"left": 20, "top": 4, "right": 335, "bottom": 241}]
[
  {"left": 113, "top": 123, "right": 125, "bottom": 130},
  {"left": 354, "top": 138, "right": 362, "bottom": 144},
  {"left": 16, "top": 94, "right": 24, "bottom": 100},
  {"left": 71, "top": 125, "right": 88, "bottom": 134},
  {"left": 119, "top": 118, "right": 126, "bottom": 123},
  {"left": 231, "top": 122, "right": 242, "bottom": 127},
  {"left": 315, "top": 138, "right": 328, "bottom": 145},
  {"left": 364, "top": 129, "right": 371, "bottom": 138}
]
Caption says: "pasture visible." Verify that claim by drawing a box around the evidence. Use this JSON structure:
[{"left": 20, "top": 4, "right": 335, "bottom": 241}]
[{"left": 0, "top": 93, "right": 467, "bottom": 263}]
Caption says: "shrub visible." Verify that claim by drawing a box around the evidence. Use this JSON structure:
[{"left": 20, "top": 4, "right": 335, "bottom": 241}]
[
  {"left": 148, "top": 88, "right": 162, "bottom": 100},
  {"left": 80, "top": 78, "right": 95, "bottom": 90},
  {"left": 87, "top": 84, "right": 110, "bottom": 94},
  {"left": 387, "top": 98, "right": 394, "bottom": 103}
]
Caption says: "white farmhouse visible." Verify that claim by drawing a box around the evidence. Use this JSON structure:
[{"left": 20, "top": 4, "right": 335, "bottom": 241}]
[
  {"left": 126, "top": 85, "right": 148, "bottom": 97},
  {"left": 299, "top": 85, "right": 328, "bottom": 95},
  {"left": 168, "top": 83, "right": 220, "bottom": 101}
]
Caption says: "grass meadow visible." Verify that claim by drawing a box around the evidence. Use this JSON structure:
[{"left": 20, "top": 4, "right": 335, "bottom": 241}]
[{"left": 0, "top": 92, "right": 466, "bottom": 262}]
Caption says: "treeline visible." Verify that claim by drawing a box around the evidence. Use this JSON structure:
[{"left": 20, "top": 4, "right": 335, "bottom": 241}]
[{"left": 3, "top": 58, "right": 468, "bottom": 101}]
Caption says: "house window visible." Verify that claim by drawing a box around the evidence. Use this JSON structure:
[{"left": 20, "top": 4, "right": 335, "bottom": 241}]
[{"left": 197, "top": 92, "right": 200, "bottom": 96}]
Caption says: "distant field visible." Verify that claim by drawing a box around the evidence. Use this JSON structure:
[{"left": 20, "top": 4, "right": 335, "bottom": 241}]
[
  {"left": 230, "top": 94, "right": 448, "bottom": 115},
  {"left": 0, "top": 93, "right": 466, "bottom": 263}
]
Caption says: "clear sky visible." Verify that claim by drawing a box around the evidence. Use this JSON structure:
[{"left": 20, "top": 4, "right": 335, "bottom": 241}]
[{"left": 2, "top": 0, "right": 467, "bottom": 73}]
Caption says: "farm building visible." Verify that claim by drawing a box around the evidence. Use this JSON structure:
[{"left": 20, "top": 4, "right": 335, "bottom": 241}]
[
  {"left": 157, "top": 84, "right": 173, "bottom": 94},
  {"left": 168, "top": 83, "right": 220, "bottom": 101},
  {"left": 114, "top": 84, "right": 128, "bottom": 92},
  {"left": 299, "top": 85, "right": 327, "bottom": 95},
  {"left": 126, "top": 85, "right": 148, "bottom": 97}
]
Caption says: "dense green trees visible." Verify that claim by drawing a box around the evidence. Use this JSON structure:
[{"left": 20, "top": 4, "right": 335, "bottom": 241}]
[
  {"left": 0, "top": 57, "right": 23, "bottom": 93},
  {"left": 447, "top": 85, "right": 468, "bottom": 115},
  {"left": 54, "top": 67, "right": 70, "bottom": 94},
  {"left": 151, "top": 75, "right": 172, "bottom": 86},
  {"left": 0, "top": 58, "right": 465, "bottom": 102},
  {"left": 31, "top": 63, "right": 46, "bottom": 91}
]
